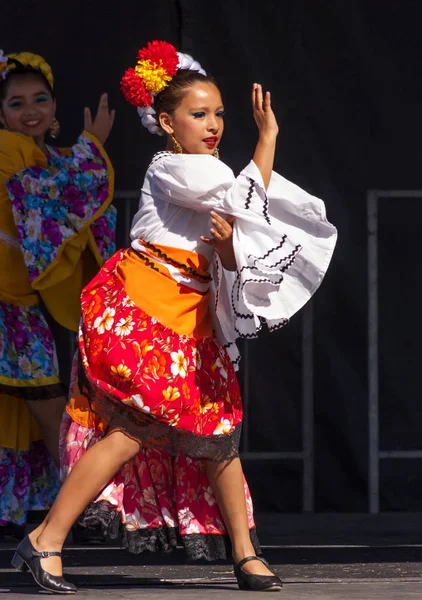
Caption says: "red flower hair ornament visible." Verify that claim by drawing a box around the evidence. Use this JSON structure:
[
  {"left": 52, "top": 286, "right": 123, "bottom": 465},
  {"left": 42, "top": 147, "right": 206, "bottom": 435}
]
[{"left": 121, "top": 40, "right": 206, "bottom": 136}]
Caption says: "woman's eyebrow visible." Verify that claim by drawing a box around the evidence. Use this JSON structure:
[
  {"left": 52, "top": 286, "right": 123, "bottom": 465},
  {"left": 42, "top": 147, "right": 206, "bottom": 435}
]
[{"left": 8, "top": 91, "right": 48, "bottom": 101}]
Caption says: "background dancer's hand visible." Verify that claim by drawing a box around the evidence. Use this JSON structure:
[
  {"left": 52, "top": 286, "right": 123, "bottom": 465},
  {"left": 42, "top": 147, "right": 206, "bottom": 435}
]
[
  {"left": 252, "top": 83, "right": 278, "bottom": 188},
  {"left": 201, "top": 211, "right": 236, "bottom": 271},
  {"left": 84, "top": 93, "right": 116, "bottom": 145}
]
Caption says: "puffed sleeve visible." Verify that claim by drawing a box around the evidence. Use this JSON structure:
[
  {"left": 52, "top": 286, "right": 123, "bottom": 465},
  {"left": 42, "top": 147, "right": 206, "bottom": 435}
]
[
  {"left": 0, "top": 130, "right": 48, "bottom": 179},
  {"left": 150, "top": 153, "right": 235, "bottom": 213},
  {"left": 210, "top": 160, "right": 337, "bottom": 357}
]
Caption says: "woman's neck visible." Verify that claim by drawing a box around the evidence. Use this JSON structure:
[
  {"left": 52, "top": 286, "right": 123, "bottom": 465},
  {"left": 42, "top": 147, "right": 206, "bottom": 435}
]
[{"left": 33, "top": 134, "right": 48, "bottom": 154}]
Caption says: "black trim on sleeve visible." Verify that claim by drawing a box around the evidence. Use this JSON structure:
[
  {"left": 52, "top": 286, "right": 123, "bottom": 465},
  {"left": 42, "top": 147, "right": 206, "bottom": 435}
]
[
  {"left": 262, "top": 192, "right": 271, "bottom": 225},
  {"left": 245, "top": 178, "right": 254, "bottom": 210},
  {"left": 230, "top": 237, "right": 301, "bottom": 338},
  {"left": 245, "top": 176, "right": 271, "bottom": 224}
]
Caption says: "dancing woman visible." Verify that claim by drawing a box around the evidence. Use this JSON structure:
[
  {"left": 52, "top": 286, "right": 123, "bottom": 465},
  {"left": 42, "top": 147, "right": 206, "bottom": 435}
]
[{"left": 13, "top": 41, "right": 336, "bottom": 594}]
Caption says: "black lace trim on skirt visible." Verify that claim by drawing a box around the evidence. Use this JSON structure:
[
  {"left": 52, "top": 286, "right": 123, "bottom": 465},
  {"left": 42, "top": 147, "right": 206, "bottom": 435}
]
[
  {"left": 0, "top": 381, "right": 67, "bottom": 401},
  {"left": 78, "top": 363, "right": 241, "bottom": 463},
  {"left": 78, "top": 500, "right": 261, "bottom": 561}
]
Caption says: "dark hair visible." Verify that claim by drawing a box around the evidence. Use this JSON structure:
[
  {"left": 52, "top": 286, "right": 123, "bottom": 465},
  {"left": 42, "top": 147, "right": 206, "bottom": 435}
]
[
  {"left": 0, "top": 60, "right": 55, "bottom": 105},
  {"left": 154, "top": 69, "right": 218, "bottom": 119}
]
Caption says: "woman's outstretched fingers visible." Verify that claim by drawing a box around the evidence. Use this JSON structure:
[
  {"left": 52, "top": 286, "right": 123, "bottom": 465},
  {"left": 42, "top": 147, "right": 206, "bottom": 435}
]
[
  {"left": 252, "top": 83, "right": 258, "bottom": 111},
  {"left": 256, "top": 83, "right": 264, "bottom": 111},
  {"left": 257, "top": 84, "right": 264, "bottom": 110},
  {"left": 98, "top": 92, "right": 108, "bottom": 112},
  {"left": 252, "top": 83, "right": 278, "bottom": 138},
  {"left": 84, "top": 107, "right": 92, "bottom": 129},
  {"left": 84, "top": 92, "right": 115, "bottom": 144}
]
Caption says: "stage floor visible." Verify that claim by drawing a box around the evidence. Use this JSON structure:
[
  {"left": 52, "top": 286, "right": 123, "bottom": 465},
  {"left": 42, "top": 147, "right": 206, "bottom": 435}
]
[{"left": 2, "top": 513, "right": 422, "bottom": 599}]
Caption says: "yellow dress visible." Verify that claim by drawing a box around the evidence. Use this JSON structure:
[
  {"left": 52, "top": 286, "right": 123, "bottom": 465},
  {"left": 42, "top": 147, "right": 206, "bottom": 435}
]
[{"left": 0, "top": 130, "right": 115, "bottom": 452}]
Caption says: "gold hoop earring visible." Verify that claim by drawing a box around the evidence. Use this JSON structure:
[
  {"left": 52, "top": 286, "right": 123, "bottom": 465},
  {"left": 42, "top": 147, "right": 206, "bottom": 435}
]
[
  {"left": 213, "top": 146, "right": 220, "bottom": 160},
  {"left": 49, "top": 118, "right": 60, "bottom": 139},
  {"left": 171, "top": 135, "right": 183, "bottom": 154}
]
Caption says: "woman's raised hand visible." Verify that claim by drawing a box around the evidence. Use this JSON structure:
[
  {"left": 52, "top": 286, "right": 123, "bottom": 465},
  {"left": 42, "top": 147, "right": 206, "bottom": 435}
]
[
  {"left": 84, "top": 93, "right": 116, "bottom": 145},
  {"left": 252, "top": 83, "right": 279, "bottom": 140}
]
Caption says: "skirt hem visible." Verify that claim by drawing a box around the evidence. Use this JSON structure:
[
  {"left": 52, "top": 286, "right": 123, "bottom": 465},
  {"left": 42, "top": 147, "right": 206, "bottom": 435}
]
[{"left": 78, "top": 500, "right": 261, "bottom": 561}]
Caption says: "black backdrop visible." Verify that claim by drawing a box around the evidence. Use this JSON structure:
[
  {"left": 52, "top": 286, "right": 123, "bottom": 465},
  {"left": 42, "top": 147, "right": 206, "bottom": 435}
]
[{"left": 3, "top": 0, "right": 422, "bottom": 512}]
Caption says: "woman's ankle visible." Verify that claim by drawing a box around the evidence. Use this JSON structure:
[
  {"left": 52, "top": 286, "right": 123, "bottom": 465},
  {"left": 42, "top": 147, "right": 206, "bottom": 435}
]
[
  {"left": 232, "top": 543, "right": 257, "bottom": 564},
  {"left": 28, "top": 524, "right": 46, "bottom": 544},
  {"left": 33, "top": 528, "right": 65, "bottom": 552}
]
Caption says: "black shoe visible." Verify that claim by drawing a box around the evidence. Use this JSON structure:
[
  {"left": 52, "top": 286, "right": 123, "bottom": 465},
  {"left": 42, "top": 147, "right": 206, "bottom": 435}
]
[
  {"left": 234, "top": 556, "right": 283, "bottom": 592},
  {"left": 11, "top": 535, "right": 77, "bottom": 595}
]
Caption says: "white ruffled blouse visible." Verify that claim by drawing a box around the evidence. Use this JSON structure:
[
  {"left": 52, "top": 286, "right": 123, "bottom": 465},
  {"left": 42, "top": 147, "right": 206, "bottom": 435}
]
[{"left": 130, "top": 151, "right": 337, "bottom": 366}]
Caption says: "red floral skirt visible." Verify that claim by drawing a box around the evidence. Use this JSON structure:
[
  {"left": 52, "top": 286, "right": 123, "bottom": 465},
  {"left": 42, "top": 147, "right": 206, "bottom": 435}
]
[{"left": 63, "top": 249, "right": 259, "bottom": 559}]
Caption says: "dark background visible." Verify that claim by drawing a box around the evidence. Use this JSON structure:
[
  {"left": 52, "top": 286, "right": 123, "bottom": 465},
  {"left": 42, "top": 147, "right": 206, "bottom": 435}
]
[{"left": 4, "top": 0, "right": 422, "bottom": 513}]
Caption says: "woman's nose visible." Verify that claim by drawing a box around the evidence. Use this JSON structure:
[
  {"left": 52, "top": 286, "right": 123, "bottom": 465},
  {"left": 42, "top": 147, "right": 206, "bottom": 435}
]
[{"left": 207, "top": 117, "right": 218, "bottom": 133}]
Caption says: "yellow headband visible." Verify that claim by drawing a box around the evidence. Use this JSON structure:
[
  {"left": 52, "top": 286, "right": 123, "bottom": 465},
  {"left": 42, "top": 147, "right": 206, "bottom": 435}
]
[{"left": 0, "top": 51, "right": 54, "bottom": 89}]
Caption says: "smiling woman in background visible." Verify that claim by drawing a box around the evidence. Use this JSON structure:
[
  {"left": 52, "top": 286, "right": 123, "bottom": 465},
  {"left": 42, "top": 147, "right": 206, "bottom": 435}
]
[{"left": 0, "top": 50, "right": 116, "bottom": 540}]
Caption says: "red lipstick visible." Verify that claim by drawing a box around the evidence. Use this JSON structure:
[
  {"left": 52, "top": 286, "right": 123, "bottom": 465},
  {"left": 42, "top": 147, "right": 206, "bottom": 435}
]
[{"left": 204, "top": 136, "right": 218, "bottom": 147}]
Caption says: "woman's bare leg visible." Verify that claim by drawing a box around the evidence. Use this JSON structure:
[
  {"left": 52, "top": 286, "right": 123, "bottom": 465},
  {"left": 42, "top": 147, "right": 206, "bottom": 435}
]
[
  {"left": 29, "top": 430, "right": 141, "bottom": 577},
  {"left": 204, "top": 457, "right": 274, "bottom": 576},
  {"left": 25, "top": 396, "right": 67, "bottom": 464}
]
